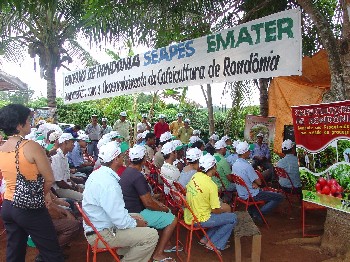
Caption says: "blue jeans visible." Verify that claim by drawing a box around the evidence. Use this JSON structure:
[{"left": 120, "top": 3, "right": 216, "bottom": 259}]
[
  {"left": 198, "top": 212, "right": 237, "bottom": 250},
  {"left": 87, "top": 141, "right": 99, "bottom": 161},
  {"left": 250, "top": 190, "right": 284, "bottom": 218}
]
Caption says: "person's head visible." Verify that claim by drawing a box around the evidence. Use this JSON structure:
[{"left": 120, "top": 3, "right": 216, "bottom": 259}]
[
  {"left": 99, "top": 141, "right": 127, "bottom": 170},
  {"left": 177, "top": 113, "right": 183, "bottom": 121},
  {"left": 191, "top": 140, "right": 205, "bottom": 151},
  {"left": 161, "top": 141, "right": 177, "bottom": 162},
  {"left": 73, "top": 125, "right": 81, "bottom": 132},
  {"left": 173, "top": 140, "right": 184, "bottom": 158},
  {"left": 209, "top": 134, "right": 219, "bottom": 145},
  {"left": 160, "top": 131, "right": 172, "bottom": 145},
  {"left": 282, "top": 139, "right": 295, "bottom": 154},
  {"left": 145, "top": 132, "right": 156, "bottom": 146},
  {"left": 158, "top": 114, "right": 166, "bottom": 123},
  {"left": 58, "top": 133, "right": 76, "bottom": 154},
  {"left": 186, "top": 148, "right": 202, "bottom": 168},
  {"left": 77, "top": 134, "right": 91, "bottom": 148},
  {"left": 142, "top": 113, "right": 148, "bottom": 120},
  {"left": 91, "top": 114, "right": 98, "bottom": 125},
  {"left": 256, "top": 133, "right": 264, "bottom": 143},
  {"left": 184, "top": 118, "right": 190, "bottom": 127},
  {"left": 214, "top": 140, "right": 227, "bottom": 156},
  {"left": 193, "top": 130, "right": 201, "bottom": 137},
  {"left": 136, "top": 133, "right": 144, "bottom": 144},
  {"left": 199, "top": 154, "right": 217, "bottom": 176},
  {"left": 0, "top": 104, "right": 32, "bottom": 136},
  {"left": 120, "top": 111, "right": 127, "bottom": 121},
  {"left": 101, "top": 118, "right": 107, "bottom": 126},
  {"left": 109, "top": 131, "right": 123, "bottom": 142},
  {"left": 236, "top": 141, "right": 251, "bottom": 159},
  {"left": 129, "top": 145, "right": 146, "bottom": 167},
  {"left": 221, "top": 135, "right": 232, "bottom": 146}
]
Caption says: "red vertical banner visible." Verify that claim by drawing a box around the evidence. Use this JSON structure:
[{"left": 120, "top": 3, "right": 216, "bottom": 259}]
[{"left": 291, "top": 101, "right": 350, "bottom": 213}]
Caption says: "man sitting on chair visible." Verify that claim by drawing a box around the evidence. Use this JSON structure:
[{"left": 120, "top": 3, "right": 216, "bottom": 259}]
[
  {"left": 277, "top": 139, "right": 302, "bottom": 196},
  {"left": 83, "top": 141, "right": 158, "bottom": 262},
  {"left": 232, "top": 141, "right": 283, "bottom": 224}
]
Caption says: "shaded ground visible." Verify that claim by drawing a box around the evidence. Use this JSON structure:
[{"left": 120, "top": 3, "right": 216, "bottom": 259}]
[{"left": 0, "top": 200, "right": 332, "bottom": 262}]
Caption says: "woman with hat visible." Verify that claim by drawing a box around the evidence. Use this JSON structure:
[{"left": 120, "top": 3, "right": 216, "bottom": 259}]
[{"left": 184, "top": 154, "right": 237, "bottom": 253}]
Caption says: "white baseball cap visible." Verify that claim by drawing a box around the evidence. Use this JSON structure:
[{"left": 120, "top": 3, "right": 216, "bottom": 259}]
[
  {"left": 184, "top": 118, "right": 190, "bottom": 123},
  {"left": 120, "top": 111, "right": 127, "bottom": 117},
  {"left": 193, "top": 130, "right": 201, "bottom": 135},
  {"left": 189, "top": 136, "right": 201, "bottom": 144},
  {"left": 257, "top": 133, "right": 264, "bottom": 137},
  {"left": 236, "top": 141, "right": 250, "bottom": 154},
  {"left": 142, "top": 130, "right": 150, "bottom": 139},
  {"left": 108, "top": 131, "right": 122, "bottom": 139},
  {"left": 129, "top": 145, "right": 146, "bottom": 161},
  {"left": 58, "top": 133, "right": 76, "bottom": 144},
  {"left": 77, "top": 134, "right": 91, "bottom": 142},
  {"left": 214, "top": 140, "right": 227, "bottom": 150},
  {"left": 172, "top": 140, "right": 183, "bottom": 151},
  {"left": 101, "top": 117, "right": 107, "bottom": 122},
  {"left": 232, "top": 140, "right": 240, "bottom": 148},
  {"left": 161, "top": 141, "right": 176, "bottom": 155},
  {"left": 186, "top": 148, "right": 203, "bottom": 162},
  {"left": 99, "top": 141, "right": 121, "bottom": 163},
  {"left": 136, "top": 133, "right": 143, "bottom": 141},
  {"left": 142, "top": 113, "right": 148, "bottom": 118},
  {"left": 199, "top": 154, "right": 217, "bottom": 172},
  {"left": 209, "top": 134, "right": 219, "bottom": 141},
  {"left": 160, "top": 131, "right": 172, "bottom": 143},
  {"left": 48, "top": 131, "right": 62, "bottom": 143},
  {"left": 177, "top": 113, "right": 183, "bottom": 117},
  {"left": 282, "top": 139, "right": 295, "bottom": 150},
  {"left": 158, "top": 114, "right": 166, "bottom": 119},
  {"left": 136, "top": 122, "right": 144, "bottom": 132},
  {"left": 221, "top": 135, "right": 231, "bottom": 142}
]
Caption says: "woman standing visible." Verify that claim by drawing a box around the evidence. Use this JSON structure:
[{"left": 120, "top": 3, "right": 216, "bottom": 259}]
[
  {"left": 0, "top": 104, "right": 63, "bottom": 262},
  {"left": 184, "top": 154, "right": 237, "bottom": 253}
]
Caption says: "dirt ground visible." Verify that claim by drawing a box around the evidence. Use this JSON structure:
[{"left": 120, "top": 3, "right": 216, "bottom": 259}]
[{"left": 0, "top": 200, "right": 333, "bottom": 262}]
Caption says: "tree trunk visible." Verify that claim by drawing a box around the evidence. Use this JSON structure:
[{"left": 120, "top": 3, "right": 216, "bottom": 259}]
[
  {"left": 259, "top": 78, "right": 269, "bottom": 117},
  {"left": 297, "top": 0, "right": 350, "bottom": 257},
  {"left": 148, "top": 91, "right": 158, "bottom": 121},
  {"left": 46, "top": 63, "right": 57, "bottom": 122},
  {"left": 201, "top": 84, "right": 215, "bottom": 134}
]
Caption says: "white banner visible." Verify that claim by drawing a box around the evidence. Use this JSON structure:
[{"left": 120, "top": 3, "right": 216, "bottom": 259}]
[{"left": 63, "top": 8, "right": 302, "bottom": 104}]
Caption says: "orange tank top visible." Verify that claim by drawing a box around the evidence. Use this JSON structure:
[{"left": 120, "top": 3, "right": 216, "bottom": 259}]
[{"left": 0, "top": 140, "right": 40, "bottom": 201}]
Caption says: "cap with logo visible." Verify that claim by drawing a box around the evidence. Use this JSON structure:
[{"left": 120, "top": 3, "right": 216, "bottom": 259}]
[
  {"left": 177, "top": 113, "right": 183, "bottom": 117},
  {"left": 58, "top": 133, "right": 77, "bottom": 144},
  {"left": 221, "top": 135, "right": 231, "bottom": 142},
  {"left": 129, "top": 145, "right": 146, "bottom": 161},
  {"left": 184, "top": 118, "right": 190, "bottom": 123},
  {"left": 161, "top": 141, "right": 176, "bottom": 155},
  {"left": 158, "top": 114, "right": 166, "bottom": 119},
  {"left": 77, "top": 134, "right": 91, "bottom": 143},
  {"left": 160, "top": 131, "right": 173, "bottom": 143},
  {"left": 214, "top": 140, "right": 227, "bottom": 150},
  {"left": 120, "top": 111, "right": 127, "bottom": 117},
  {"left": 142, "top": 113, "right": 148, "bottom": 118},
  {"left": 282, "top": 139, "right": 295, "bottom": 150},
  {"left": 172, "top": 140, "right": 183, "bottom": 151},
  {"left": 186, "top": 148, "right": 203, "bottom": 162},
  {"left": 209, "top": 134, "right": 219, "bottom": 141},
  {"left": 101, "top": 118, "right": 107, "bottom": 122},
  {"left": 199, "top": 154, "right": 217, "bottom": 172},
  {"left": 99, "top": 141, "right": 121, "bottom": 163},
  {"left": 236, "top": 141, "right": 250, "bottom": 154}
]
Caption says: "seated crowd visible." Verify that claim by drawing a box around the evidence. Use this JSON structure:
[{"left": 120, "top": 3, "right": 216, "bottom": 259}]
[{"left": 0, "top": 108, "right": 301, "bottom": 262}]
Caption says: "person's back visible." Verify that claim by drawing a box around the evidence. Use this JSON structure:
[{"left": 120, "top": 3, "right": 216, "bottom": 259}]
[{"left": 277, "top": 154, "right": 301, "bottom": 188}]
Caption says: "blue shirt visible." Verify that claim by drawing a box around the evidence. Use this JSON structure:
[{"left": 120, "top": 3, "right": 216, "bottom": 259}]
[
  {"left": 67, "top": 142, "right": 83, "bottom": 167},
  {"left": 226, "top": 153, "right": 238, "bottom": 167},
  {"left": 277, "top": 154, "right": 301, "bottom": 188},
  {"left": 178, "top": 169, "right": 196, "bottom": 188},
  {"left": 64, "top": 127, "right": 78, "bottom": 138},
  {"left": 82, "top": 166, "right": 136, "bottom": 232},
  {"left": 232, "top": 158, "right": 259, "bottom": 199},
  {"left": 250, "top": 143, "right": 270, "bottom": 159}
]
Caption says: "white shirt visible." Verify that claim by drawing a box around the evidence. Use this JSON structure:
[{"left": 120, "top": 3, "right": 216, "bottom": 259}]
[
  {"left": 83, "top": 166, "right": 137, "bottom": 232},
  {"left": 51, "top": 148, "right": 71, "bottom": 190},
  {"left": 161, "top": 162, "right": 180, "bottom": 194}
]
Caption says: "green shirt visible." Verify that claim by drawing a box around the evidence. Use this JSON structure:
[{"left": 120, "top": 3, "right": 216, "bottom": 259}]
[
  {"left": 178, "top": 126, "right": 194, "bottom": 144},
  {"left": 212, "top": 153, "right": 232, "bottom": 189}
]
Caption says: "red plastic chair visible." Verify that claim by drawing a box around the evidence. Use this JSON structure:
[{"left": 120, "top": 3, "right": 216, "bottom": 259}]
[
  {"left": 169, "top": 189, "right": 223, "bottom": 262},
  {"left": 302, "top": 200, "right": 327, "bottom": 237},
  {"left": 230, "top": 174, "right": 269, "bottom": 228},
  {"left": 274, "top": 167, "right": 300, "bottom": 206},
  {"left": 75, "top": 203, "right": 120, "bottom": 262},
  {"left": 213, "top": 172, "right": 233, "bottom": 203},
  {"left": 173, "top": 181, "right": 186, "bottom": 196},
  {"left": 159, "top": 175, "right": 178, "bottom": 212}
]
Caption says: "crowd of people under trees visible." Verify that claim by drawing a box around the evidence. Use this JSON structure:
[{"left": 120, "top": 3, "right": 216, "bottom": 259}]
[{"left": 0, "top": 105, "right": 302, "bottom": 262}]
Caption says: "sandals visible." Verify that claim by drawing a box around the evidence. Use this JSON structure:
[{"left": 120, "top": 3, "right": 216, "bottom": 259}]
[
  {"left": 204, "top": 243, "right": 230, "bottom": 254},
  {"left": 164, "top": 245, "right": 183, "bottom": 253},
  {"left": 153, "top": 257, "right": 176, "bottom": 262}
]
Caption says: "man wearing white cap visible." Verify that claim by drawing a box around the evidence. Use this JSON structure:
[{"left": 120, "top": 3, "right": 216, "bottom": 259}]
[
  {"left": 67, "top": 134, "right": 94, "bottom": 177},
  {"left": 277, "top": 139, "right": 301, "bottom": 195},
  {"left": 205, "top": 134, "right": 219, "bottom": 155},
  {"left": 154, "top": 114, "right": 170, "bottom": 146},
  {"left": 85, "top": 114, "right": 101, "bottom": 161},
  {"left": 119, "top": 145, "right": 178, "bottom": 262},
  {"left": 51, "top": 133, "right": 83, "bottom": 201},
  {"left": 250, "top": 133, "right": 273, "bottom": 175},
  {"left": 177, "top": 118, "right": 193, "bottom": 144},
  {"left": 232, "top": 141, "right": 283, "bottom": 224},
  {"left": 100, "top": 118, "right": 112, "bottom": 136},
  {"left": 178, "top": 148, "right": 202, "bottom": 187},
  {"left": 83, "top": 142, "right": 158, "bottom": 262},
  {"left": 154, "top": 131, "right": 173, "bottom": 168},
  {"left": 137, "top": 114, "right": 151, "bottom": 134},
  {"left": 185, "top": 154, "right": 237, "bottom": 252},
  {"left": 160, "top": 141, "right": 181, "bottom": 194},
  {"left": 113, "top": 111, "right": 131, "bottom": 143},
  {"left": 212, "top": 140, "right": 236, "bottom": 193},
  {"left": 169, "top": 113, "right": 184, "bottom": 137}
]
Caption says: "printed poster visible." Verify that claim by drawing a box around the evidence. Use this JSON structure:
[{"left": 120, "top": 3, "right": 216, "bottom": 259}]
[
  {"left": 291, "top": 100, "right": 350, "bottom": 213},
  {"left": 244, "top": 115, "right": 276, "bottom": 145}
]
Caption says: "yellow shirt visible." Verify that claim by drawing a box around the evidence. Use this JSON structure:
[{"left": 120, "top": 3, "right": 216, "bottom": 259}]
[
  {"left": 169, "top": 121, "right": 184, "bottom": 137},
  {"left": 178, "top": 126, "right": 193, "bottom": 144},
  {"left": 184, "top": 172, "right": 220, "bottom": 224}
]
